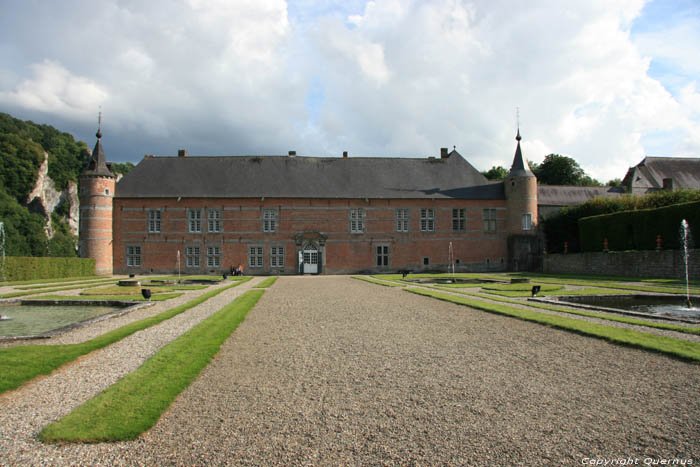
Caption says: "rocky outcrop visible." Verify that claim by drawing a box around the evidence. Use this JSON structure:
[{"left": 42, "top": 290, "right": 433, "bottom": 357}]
[{"left": 25, "top": 151, "right": 79, "bottom": 238}]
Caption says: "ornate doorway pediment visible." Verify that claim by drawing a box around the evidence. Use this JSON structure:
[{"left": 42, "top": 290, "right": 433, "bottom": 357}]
[{"left": 293, "top": 231, "right": 327, "bottom": 247}]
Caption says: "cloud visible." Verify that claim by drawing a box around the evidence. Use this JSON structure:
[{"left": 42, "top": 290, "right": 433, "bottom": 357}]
[
  {"left": 0, "top": 60, "right": 108, "bottom": 119},
  {"left": 0, "top": 0, "right": 698, "bottom": 184}
]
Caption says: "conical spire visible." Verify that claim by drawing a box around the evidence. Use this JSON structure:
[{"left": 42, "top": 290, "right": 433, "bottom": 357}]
[
  {"left": 81, "top": 113, "right": 115, "bottom": 178},
  {"left": 508, "top": 128, "right": 534, "bottom": 177}
]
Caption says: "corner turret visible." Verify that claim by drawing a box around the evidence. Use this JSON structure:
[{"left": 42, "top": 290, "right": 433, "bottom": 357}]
[
  {"left": 504, "top": 128, "right": 537, "bottom": 235},
  {"left": 78, "top": 117, "right": 116, "bottom": 275}
]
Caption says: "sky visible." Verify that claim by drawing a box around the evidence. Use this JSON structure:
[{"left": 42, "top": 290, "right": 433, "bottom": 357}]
[{"left": 1, "top": 0, "right": 699, "bottom": 184}]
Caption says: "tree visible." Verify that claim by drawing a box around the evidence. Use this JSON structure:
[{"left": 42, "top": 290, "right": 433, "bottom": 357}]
[
  {"left": 533, "top": 154, "right": 600, "bottom": 186},
  {"left": 482, "top": 166, "right": 508, "bottom": 180}
]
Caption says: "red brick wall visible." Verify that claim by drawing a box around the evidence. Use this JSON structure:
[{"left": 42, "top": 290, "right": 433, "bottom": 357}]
[
  {"left": 79, "top": 175, "right": 115, "bottom": 275},
  {"left": 112, "top": 197, "right": 509, "bottom": 274}
]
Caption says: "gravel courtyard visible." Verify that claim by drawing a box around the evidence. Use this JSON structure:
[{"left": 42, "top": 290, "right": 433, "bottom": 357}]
[{"left": 2, "top": 276, "right": 699, "bottom": 465}]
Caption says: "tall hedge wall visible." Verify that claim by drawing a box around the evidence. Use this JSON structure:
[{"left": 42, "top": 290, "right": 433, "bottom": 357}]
[
  {"left": 1, "top": 256, "right": 96, "bottom": 282},
  {"left": 579, "top": 200, "right": 700, "bottom": 252}
]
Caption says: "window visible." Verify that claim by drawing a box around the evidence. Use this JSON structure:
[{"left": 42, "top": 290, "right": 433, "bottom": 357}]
[
  {"left": 483, "top": 208, "right": 497, "bottom": 232},
  {"left": 376, "top": 245, "right": 389, "bottom": 267},
  {"left": 395, "top": 208, "right": 408, "bottom": 232},
  {"left": 263, "top": 209, "right": 277, "bottom": 232},
  {"left": 188, "top": 209, "right": 202, "bottom": 233},
  {"left": 148, "top": 210, "right": 161, "bottom": 233},
  {"left": 126, "top": 246, "right": 141, "bottom": 267},
  {"left": 208, "top": 209, "right": 222, "bottom": 233},
  {"left": 186, "top": 246, "right": 200, "bottom": 268},
  {"left": 452, "top": 208, "right": 466, "bottom": 231},
  {"left": 420, "top": 208, "right": 435, "bottom": 232},
  {"left": 206, "top": 246, "right": 221, "bottom": 268},
  {"left": 423, "top": 257, "right": 430, "bottom": 265},
  {"left": 249, "top": 246, "right": 264, "bottom": 268},
  {"left": 350, "top": 208, "right": 364, "bottom": 233},
  {"left": 522, "top": 213, "right": 532, "bottom": 231},
  {"left": 270, "top": 246, "right": 285, "bottom": 268}
]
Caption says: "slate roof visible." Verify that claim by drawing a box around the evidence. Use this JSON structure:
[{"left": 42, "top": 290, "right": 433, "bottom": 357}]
[
  {"left": 81, "top": 131, "right": 116, "bottom": 178},
  {"left": 508, "top": 129, "right": 534, "bottom": 178},
  {"left": 116, "top": 151, "right": 504, "bottom": 200},
  {"left": 622, "top": 157, "right": 700, "bottom": 192},
  {"left": 537, "top": 185, "right": 624, "bottom": 206}
]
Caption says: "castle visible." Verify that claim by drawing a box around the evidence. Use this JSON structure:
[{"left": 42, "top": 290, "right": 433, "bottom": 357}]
[{"left": 79, "top": 130, "right": 539, "bottom": 275}]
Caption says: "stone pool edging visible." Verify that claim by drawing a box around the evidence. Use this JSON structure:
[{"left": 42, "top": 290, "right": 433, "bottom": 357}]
[{"left": 0, "top": 300, "right": 155, "bottom": 342}]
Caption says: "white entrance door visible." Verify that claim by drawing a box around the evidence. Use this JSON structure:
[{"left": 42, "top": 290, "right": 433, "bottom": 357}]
[{"left": 303, "top": 249, "right": 318, "bottom": 274}]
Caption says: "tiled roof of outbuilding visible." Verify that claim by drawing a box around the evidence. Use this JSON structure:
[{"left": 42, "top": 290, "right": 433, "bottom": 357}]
[
  {"left": 537, "top": 185, "right": 624, "bottom": 206},
  {"left": 622, "top": 157, "right": 700, "bottom": 191},
  {"left": 116, "top": 150, "right": 504, "bottom": 200}
]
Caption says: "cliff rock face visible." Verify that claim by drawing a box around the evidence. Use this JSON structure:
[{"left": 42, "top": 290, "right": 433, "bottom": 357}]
[{"left": 25, "top": 151, "right": 79, "bottom": 238}]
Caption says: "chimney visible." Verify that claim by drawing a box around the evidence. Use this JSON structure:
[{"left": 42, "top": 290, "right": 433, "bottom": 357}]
[
  {"left": 663, "top": 178, "right": 674, "bottom": 190},
  {"left": 178, "top": 149, "right": 187, "bottom": 157},
  {"left": 440, "top": 147, "right": 449, "bottom": 159},
  {"left": 343, "top": 151, "right": 348, "bottom": 158},
  {"left": 288, "top": 150, "right": 296, "bottom": 157}
]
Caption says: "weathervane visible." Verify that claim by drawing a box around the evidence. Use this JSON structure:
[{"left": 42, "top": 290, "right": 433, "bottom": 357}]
[{"left": 97, "top": 107, "right": 102, "bottom": 139}]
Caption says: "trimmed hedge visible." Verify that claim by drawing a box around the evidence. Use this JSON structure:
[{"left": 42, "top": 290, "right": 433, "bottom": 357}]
[
  {"left": 1, "top": 256, "right": 96, "bottom": 281},
  {"left": 544, "top": 189, "right": 700, "bottom": 253},
  {"left": 579, "top": 200, "right": 700, "bottom": 252}
]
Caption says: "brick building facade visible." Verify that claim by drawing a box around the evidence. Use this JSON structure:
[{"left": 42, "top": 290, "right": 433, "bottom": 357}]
[{"left": 79, "top": 132, "right": 538, "bottom": 275}]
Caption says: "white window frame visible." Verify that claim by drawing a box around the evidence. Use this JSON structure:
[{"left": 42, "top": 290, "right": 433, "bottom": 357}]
[
  {"left": 270, "top": 246, "right": 285, "bottom": 268},
  {"left": 126, "top": 245, "right": 141, "bottom": 267},
  {"left": 206, "top": 246, "right": 221, "bottom": 268},
  {"left": 375, "top": 245, "right": 390, "bottom": 267},
  {"left": 395, "top": 208, "right": 408, "bottom": 232},
  {"left": 248, "top": 246, "right": 264, "bottom": 268},
  {"left": 263, "top": 209, "right": 277, "bottom": 233},
  {"left": 186, "top": 246, "right": 200, "bottom": 268},
  {"left": 420, "top": 208, "right": 435, "bottom": 232},
  {"left": 522, "top": 213, "right": 532, "bottom": 231},
  {"left": 148, "top": 210, "right": 161, "bottom": 233},
  {"left": 452, "top": 208, "right": 466, "bottom": 232},
  {"left": 188, "top": 209, "right": 202, "bottom": 233},
  {"left": 208, "top": 209, "right": 222, "bottom": 233},
  {"left": 350, "top": 208, "right": 364, "bottom": 233},
  {"left": 483, "top": 208, "right": 497, "bottom": 232}
]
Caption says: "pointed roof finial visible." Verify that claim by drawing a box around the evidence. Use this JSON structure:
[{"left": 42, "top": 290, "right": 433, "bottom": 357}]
[
  {"left": 96, "top": 109, "right": 102, "bottom": 139},
  {"left": 516, "top": 107, "right": 521, "bottom": 141}
]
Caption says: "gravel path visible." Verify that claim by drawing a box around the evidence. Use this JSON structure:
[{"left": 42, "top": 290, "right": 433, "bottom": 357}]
[
  {"left": 1, "top": 276, "right": 699, "bottom": 466},
  {"left": 0, "top": 278, "right": 261, "bottom": 465}
]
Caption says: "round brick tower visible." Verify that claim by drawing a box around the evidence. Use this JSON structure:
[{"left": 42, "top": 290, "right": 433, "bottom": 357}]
[
  {"left": 504, "top": 129, "right": 538, "bottom": 235},
  {"left": 79, "top": 124, "right": 116, "bottom": 275}
]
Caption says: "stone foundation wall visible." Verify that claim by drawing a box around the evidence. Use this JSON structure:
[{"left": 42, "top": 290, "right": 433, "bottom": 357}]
[{"left": 542, "top": 249, "right": 699, "bottom": 279}]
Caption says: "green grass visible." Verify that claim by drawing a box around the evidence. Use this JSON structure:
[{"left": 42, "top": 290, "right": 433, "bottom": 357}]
[
  {"left": 481, "top": 283, "right": 564, "bottom": 292},
  {"left": 253, "top": 277, "right": 278, "bottom": 288},
  {"left": 434, "top": 286, "right": 700, "bottom": 336},
  {"left": 15, "top": 279, "right": 118, "bottom": 290},
  {"left": 0, "top": 281, "right": 120, "bottom": 299},
  {"left": 32, "top": 293, "right": 184, "bottom": 302},
  {"left": 0, "top": 276, "right": 104, "bottom": 287},
  {"left": 40, "top": 289, "right": 264, "bottom": 443},
  {"left": 407, "top": 288, "right": 700, "bottom": 361},
  {"left": 352, "top": 276, "right": 406, "bottom": 287},
  {"left": 79, "top": 284, "right": 207, "bottom": 296},
  {"left": 0, "top": 278, "right": 250, "bottom": 395},
  {"left": 510, "top": 274, "right": 700, "bottom": 295},
  {"left": 373, "top": 273, "right": 506, "bottom": 282}
]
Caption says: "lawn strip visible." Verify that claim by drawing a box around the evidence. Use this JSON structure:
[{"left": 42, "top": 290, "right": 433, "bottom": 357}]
[
  {"left": 407, "top": 288, "right": 700, "bottom": 361},
  {"left": 353, "top": 276, "right": 406, "bottom": 287},
  {"left": 40, "top": 289, "right": 264, "bottom": 443},
  {"left": 253, "top": 277, "right": 278, "bottom": 288},
  {"left": 0, "top": 281, "right": 121, "bottom": 299},
  {"left": 510, "top": 275, "right": 700, "bottom": 295},
  {"left": 0, "top": 278, "right": 250, "bottom": 394},
  {"left": 30, "top": 293, "right": 183, "bottom": 302},
  {"left": 434, "top": 286, "right": 700, "bottom": 336},
  {"left": 0, "top": 276, "right": 104, "bottom": 287},
  {"left": 15, "top": 279, "right": 118, "bottom": 290}
]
